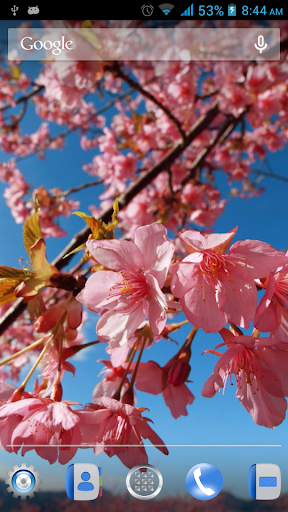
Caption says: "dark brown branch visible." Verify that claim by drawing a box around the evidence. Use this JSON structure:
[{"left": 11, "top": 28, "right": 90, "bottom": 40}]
[
  {"left": 51, "top": 100, "right": 220, "bottom": 271},
  {"left": 0, "top": 85, "right": 44, "bottom": 112},
  {"left": 110, "top": 63, "right": 186, "bottom": 140},
  {"left": 0, "top": 100, "right": 220, "bottom": 336},
  {"left": 181, "top": 110, "right": 246, "bottom": 187}
]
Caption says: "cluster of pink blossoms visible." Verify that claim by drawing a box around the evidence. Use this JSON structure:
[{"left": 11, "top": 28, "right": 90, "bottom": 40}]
[
  {"left": 77, "top": 223, "right": 288, "bottom": 429},
  {"left": 1, "top": 19, "right": 288, "bottom": 471},
  {"left": 2, "top": 21, "right": 288, "bottom": 242},
  {"left": 1, "top": 222, "right": 288, "bottom": 469},
  {"left": 0, "top": 160, "right": 79, "bottom": 236}
]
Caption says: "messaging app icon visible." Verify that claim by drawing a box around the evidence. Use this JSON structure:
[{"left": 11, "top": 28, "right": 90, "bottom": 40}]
[
  {"left": 186, "top": 463, "right": 223, "bottom": 501},
  {"left": 249, "top": 464, "right": 281, "bottom": 500}
]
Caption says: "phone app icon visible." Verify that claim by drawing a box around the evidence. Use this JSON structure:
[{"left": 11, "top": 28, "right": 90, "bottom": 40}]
[
  {"left": 249, "top": 464, "right": 281, "bottom": 500},
  {"left": 186, "top": 463, "right": 223, "bottom": 501},
  {"left": 66, "top": 463, "right": 102, "bottom": 501}
]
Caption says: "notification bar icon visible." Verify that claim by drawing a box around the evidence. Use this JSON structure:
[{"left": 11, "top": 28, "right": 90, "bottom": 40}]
[
  {"left": 228, "top": 3, "right": 236, "bottom": 15},
  {"left": 180, "top": 3, "right": 193, "bottom": 16}
]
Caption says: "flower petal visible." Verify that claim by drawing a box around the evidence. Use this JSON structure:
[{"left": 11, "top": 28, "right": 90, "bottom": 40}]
[
  {"left": 181, "top": 277, "right": 226, "bottom": 333},
  {"left": 236, "top": 371, "right": 287, "bottom": 428},
  {"left": 254, "top": 274, "right": 281, "bottom": 333},
  {"left": 87, "top": 239, "right": 143, "bottom": 272},
  {"left": 162, "top": 384, "right": 194, "bottom": 419},
  {"left": 137, "top": 418, "right": 169, "bottom": 455},
  {"left": 228, "top": 240, "right": 288, "bottom": 278},
  {"left": 134, "top": 223, "right": 174, "bottom": 287},
  {"left": 180, "top": 227, "right": 237, "bottom": 254},
  {"left": 96, "top": 305, "right": 148, "bottom": 346},
  {"left": 76, "top": 271, "right": 122, "bottom": 312},
  {"left": 135, "top": 362, "right": 163, "bottom": 395},
  {"left": 218, "top": 265, "right": 257, "bottom": 328},
  {"left": 170, "top": 261, "right": 199, "bottom": 298}
]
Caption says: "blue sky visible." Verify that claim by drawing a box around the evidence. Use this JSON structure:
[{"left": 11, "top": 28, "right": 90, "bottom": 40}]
[{"left": 0, "top": 19, "right": 287, "bottom": 501}]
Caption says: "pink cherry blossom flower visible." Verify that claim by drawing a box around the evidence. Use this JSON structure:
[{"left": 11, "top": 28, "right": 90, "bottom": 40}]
[
  {"left": 92, "top": 360, "right": 131, "bottom": 405},
  {"left": 0, "top": 397, "right": 82, "bottom": 464},
  {"left": 190, "top": 199, "right": 227, "bottom": 227},
  {"left": 105, "top": 321, "right": 162, "bottom": 368},
  {"left": 202, "top": 332, "right": 288, "bottom": 428},
  {"left": 79, "top": 396, "right": 168, "bottom": 468},
  {"left": 134, "top": 357, "right": 194, "bottom": 419},
  {"left": 77, "top": 223, "right": 177, "bottom": 346},
  {"left": 218, "top": 84, "right": 254, "bottom": 117},
  {"left": 0, "top": 382, "right": 22, "bottom": 452},
  {"left": 254, "top": 258, "right": 288, "bottom": 341},
  {"left": 39, "top": 346, "right": 76, "bottom": 398},
  {"left": 170, "top": 228, "right": 288, "bottom": 333}
]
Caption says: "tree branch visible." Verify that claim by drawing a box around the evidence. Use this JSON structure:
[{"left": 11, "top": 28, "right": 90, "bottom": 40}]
[
  {"left": 51, "top": 179, "right": 103, "bottom": 198},
  {"left": 252, "top": 170, "right": 288, "bottom": 184},
  {"left": 0, "top": 85, "right": 44, "bottom": 112},
  {"left": 110, "top": 63, "right": 186, "bottom": 140},
  {"left": 0, "top": 100, "right": 219, "bottom": 336},
  {"left": 181, "top": 110, "right": 246, "bottom": 187},
  {"left": 12, "top": 77, "right": 159, "bottom": 164}
]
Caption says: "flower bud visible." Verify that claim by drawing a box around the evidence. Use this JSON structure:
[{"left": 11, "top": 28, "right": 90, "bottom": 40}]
[
  {"left": 50, "top": 381, "right": 63, "bottom": 401},
  {"left": 9, "top": 387, "right": 24, "bottom": 402},
  {"left": 121, "top": 387, "right": 135, "bottom": 406},
  {"left": 166, "top": 345, "right": 191, "bottom": 387},
  {"left": 167, "top": 360, "right": 191, "bottom": 387}
]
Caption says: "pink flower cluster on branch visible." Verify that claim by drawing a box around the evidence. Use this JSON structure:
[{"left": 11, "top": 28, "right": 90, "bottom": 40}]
[
  {"left": 1, "top": 216, "right": 288, "bottom": 469},
  {"left": 75, "top": 223, "right": 288, "bottom": 430},
  {"left": 170, "top": 228, "right": 287, "bottom": 333},
  {"left": 1, "top": 19, "right": 288, "bottom": 471},
  {"left": 202, "top": 329, "right": 288, "bottom": 428},
  {"left": 0, "top": 160, "right": 79, "bottom": 236}
]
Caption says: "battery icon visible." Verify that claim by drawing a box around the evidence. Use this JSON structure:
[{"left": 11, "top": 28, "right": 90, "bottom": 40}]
[{"left": 228, "top": 3, "right": 236, "bottom": 15}]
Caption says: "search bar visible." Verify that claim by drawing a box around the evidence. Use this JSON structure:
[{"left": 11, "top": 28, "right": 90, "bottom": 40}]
[{"left": 8, "top": 28, "right": 280, "bottom": 61}]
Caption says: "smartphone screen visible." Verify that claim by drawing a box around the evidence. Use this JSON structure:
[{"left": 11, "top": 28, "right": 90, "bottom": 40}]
[{"left": 0, "top": 4, "right": 287, "bottom": 510}]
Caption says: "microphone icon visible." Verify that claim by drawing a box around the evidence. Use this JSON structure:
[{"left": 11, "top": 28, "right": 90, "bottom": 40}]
[{"left": 254, "top": 35, "right": 268, "bottom": 53}]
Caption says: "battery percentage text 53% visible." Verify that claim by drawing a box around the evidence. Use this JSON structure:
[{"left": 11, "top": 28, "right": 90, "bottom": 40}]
[{"left": 199, "top": 5, "right": 224, "bottom": 15}]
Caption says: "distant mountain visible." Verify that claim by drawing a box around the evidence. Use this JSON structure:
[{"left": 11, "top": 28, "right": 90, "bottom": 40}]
[{"left": 0, "top": 480, "right": 287, "bottom": 511}]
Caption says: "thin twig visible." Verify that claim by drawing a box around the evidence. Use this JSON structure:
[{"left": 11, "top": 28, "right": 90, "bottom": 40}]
[
  {"left": 51, "top": 179, "right": 103, "bottom": 198},
  {"left": 251, "top": 170, "right": 288, "bottom": 184},
  {"left": 11, "top": 76, "right": 159, "bottom": 164}
]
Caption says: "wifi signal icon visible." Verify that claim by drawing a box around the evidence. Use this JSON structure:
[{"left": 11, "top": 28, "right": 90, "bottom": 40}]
[{"left": 159, "top": 3, "right": 175, "bottom": 14}]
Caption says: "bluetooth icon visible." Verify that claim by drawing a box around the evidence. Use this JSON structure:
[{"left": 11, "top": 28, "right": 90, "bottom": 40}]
[{"left": 228, "top": 3, "right": 236, "bottom": 15}]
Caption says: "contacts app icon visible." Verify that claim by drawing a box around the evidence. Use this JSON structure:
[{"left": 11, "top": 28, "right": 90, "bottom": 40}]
[
  {"left": 66, "top": 463, "right": 102, "bottom": 501},
  {"left": 249, "top": 464, "right": 281, "bottom": 500}
]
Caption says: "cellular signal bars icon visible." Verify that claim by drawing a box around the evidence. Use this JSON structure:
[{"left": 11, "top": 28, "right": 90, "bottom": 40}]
[{"left": 181, "top": 3, "right": 193, "bottom": 16}]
